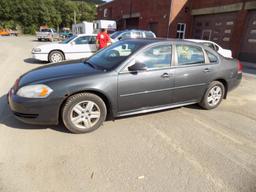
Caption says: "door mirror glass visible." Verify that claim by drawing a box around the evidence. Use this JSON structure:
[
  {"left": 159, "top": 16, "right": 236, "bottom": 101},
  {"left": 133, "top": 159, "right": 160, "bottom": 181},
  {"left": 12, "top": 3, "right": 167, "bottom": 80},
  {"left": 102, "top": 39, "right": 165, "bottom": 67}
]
[{"left": 128, "top": 62, "right": 147, "bottom": 72}]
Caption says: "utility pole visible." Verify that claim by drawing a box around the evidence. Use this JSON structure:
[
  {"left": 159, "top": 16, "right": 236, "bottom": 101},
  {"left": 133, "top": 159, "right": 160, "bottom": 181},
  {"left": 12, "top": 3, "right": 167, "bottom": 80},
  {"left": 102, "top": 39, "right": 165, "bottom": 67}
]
[
  {"left": 166, "top": 0, "right": 173, "bottom": 38},
  {"left": 74, "top": 10, "right": 77, "bottom": 25}
]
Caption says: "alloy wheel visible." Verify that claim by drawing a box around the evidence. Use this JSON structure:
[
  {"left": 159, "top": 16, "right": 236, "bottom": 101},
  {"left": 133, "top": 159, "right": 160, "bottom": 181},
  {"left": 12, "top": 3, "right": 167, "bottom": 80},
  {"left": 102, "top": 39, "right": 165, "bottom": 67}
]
[
  {"left": 51, "top": 53, "right": 63, "bottom": 63},
  {"left": 70, "top": 101, "right": 101, "bottom": 130},
  {"left": 207, "top": 85, "right": 222, "bottom": 107}
]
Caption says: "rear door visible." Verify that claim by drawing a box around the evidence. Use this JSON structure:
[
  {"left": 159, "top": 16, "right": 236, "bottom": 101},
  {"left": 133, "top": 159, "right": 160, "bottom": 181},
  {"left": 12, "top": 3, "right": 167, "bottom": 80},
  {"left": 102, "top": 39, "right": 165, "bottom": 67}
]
[{"left": 173, "top": 44, "right": 216, "bottom": 103}]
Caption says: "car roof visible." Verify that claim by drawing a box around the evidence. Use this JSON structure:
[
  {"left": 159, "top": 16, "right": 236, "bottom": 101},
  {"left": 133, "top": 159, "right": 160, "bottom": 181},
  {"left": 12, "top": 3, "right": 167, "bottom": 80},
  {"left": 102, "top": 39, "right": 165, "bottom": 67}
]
[
  {"left": 122, "top": 38, "right": 207, "bottom": 46},
  {"left": 186, "top": 39, "right": 217, "bottom": 44},
  {"left": 117, "top": 29, "right": 154, "bottom": 33},
  {"left": 77, "top": 34, "right": 97, "bottom": 37}
]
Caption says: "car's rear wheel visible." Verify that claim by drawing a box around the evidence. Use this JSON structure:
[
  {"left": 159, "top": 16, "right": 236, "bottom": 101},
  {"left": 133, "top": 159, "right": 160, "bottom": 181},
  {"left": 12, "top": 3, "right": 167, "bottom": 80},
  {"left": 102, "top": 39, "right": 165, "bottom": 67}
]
[
  {"left": 199, "top": 81, "right": 225, "bottom": 110},
  {"left": 62, "top": 93, "right": 107, "bottom": 133},
  {"left": 38, "top": 38, "right": 41, "bottom": 41},
  {"left": 49, "top": 51, "right": 64, "bottom": 63}
]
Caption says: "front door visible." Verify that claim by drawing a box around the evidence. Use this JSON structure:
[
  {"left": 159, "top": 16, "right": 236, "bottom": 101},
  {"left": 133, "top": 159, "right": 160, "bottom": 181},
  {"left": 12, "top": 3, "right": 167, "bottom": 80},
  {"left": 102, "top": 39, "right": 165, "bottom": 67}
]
[
  {"left": 118, "top": 44, "right": 174, "bottom": 114},
  {"left": 67, "top": 36, "right": 97, "bottom": 60}
]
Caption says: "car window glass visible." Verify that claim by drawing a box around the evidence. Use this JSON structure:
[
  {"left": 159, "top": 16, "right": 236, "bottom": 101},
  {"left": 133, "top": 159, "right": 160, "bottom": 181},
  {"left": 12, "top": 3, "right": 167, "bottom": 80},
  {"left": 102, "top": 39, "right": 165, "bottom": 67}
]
[
  {"left": 203, "top": 43, "right": 215, "bottom": 50},
  {"left": 132, "top": 32, "right": 142, "bottom": 38},
  {"left": 214, "top": 44, "right": 219, "bottom": 51},
  {"left": 90, "top": 36, "right": 96, "bottom": 44},
  {"left": 41, "top": 29, "right": 51, "bottom": 32},
  {"left": 176, "top": 45, "right": 205, "bottom": 65},
  {"left": 134, "top": 45, "right": 172, "bottom": 70},
  {"left": 206, "top": 51, "right": 218, "bottom": 63},
  {"left": 74, "top": 36, "right": 90, "bottom": 45},
  {"left": 120, "top": 32, "right": 131, "bottom": 39},
  {"left": 145, "top": 32, "right": 155, "bottom": 38},
  {"left": 110, "top": 31, "right": 123, "bottom": 39},
  {"left": 60, "top": 35, "right": 77, "bottom": 44},
  {"left": 88, "top": 41, "right": 144, "bottom": 71}
]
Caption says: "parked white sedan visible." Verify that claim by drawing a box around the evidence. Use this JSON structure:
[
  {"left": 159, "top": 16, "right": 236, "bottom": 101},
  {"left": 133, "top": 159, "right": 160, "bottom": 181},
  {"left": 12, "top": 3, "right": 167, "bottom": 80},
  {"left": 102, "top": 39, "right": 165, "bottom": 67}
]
[
  {"left": 186, "top": 39, "right": 233, "bottom": 58},
  {"left": 32, "top": 34, "right": 97, "bottom": 63}
]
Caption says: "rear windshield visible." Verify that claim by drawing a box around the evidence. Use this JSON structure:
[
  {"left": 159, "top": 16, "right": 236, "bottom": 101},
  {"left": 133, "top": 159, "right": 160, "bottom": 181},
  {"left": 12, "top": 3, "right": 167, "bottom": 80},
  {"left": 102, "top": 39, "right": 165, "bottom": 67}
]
[
  {"left": 145, "top": 31, "right": 155, "bottom": 38},
  {"left": 41, "top": 29, "right": 51, "bottom": 32}
]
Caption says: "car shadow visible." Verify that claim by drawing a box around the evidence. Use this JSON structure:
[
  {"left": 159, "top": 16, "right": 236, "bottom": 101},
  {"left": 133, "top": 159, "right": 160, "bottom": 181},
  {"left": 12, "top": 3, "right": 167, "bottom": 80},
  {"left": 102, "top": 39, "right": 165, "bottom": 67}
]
[
  {"left": 243, "top": 67, "right": 256, "bottom": 76},
  {"left": 185, "top": 104, "right": 205, "bottom": 110},
  {"left": 115, "top": 103, "right": 204, "bottom": 121},
  {"left": 0, "top": 94, "right": 70, "bottom": 133},
  {"left": 23, "top": 58, "right": 48, "bottom": 65}
]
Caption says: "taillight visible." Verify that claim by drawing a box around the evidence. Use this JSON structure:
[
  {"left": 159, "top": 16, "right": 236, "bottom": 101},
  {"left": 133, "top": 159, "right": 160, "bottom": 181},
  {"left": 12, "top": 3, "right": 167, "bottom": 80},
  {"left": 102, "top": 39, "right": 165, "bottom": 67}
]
[{"left": 237, "top": 60, "right": 243, "bottom": 73}]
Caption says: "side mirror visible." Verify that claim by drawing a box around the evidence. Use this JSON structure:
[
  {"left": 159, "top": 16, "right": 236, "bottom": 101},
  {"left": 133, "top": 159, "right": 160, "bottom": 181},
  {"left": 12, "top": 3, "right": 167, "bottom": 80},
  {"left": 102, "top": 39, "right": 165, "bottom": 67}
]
[
  {"left": 118, "top": 36, "right": 122, "bottom": 40},
  {"left": 128, "top": 62, "right": 147, "bottom": 72},
  {"left": 70, "top": 41, "right": 75, "bottom": 45}
]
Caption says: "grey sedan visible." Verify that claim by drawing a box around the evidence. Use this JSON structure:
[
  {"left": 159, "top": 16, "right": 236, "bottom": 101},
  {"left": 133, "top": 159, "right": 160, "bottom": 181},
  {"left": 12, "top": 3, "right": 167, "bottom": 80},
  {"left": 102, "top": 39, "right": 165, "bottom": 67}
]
[{"left": 8, "top": 39, "right": 242, "bottom": 133}]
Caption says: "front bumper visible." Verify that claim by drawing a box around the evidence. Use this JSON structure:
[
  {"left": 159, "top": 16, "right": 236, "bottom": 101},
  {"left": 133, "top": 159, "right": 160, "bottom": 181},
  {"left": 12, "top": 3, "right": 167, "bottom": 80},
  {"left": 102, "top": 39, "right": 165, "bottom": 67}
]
[
  {"left": 32, "top": 53, "right": 48, "bottom": 62},
  {"left": 8, "top": 88, "right": 61, "bottom": 125}
]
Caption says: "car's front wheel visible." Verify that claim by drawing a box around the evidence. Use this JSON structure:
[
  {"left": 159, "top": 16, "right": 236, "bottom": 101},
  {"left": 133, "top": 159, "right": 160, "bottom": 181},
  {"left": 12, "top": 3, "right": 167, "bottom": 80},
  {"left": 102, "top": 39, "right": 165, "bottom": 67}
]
[
  {"left": 199, "top": 81, "right": 225, "bottom": 110},
  {"left": 62, "top": 93, "right": 107, "bottom": 133},
  {"left": 49, "top": 51, "right": 64, "bottom": 63}
]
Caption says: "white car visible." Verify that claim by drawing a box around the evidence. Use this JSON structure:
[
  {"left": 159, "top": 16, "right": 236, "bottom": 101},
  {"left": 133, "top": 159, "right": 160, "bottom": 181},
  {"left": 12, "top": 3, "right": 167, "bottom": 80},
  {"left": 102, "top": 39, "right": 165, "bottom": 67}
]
[
  {"left": 32, "top": 34, "right": 97, "bottom": 63},
  {"left": 186, "top": 39, "right": 232, "bottom": 58}
]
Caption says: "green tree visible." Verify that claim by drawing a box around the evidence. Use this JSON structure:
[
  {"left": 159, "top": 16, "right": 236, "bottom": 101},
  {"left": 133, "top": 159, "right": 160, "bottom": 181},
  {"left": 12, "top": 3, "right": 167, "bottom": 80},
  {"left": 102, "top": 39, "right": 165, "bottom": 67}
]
[{"left": 0, "top": 0, "right": 98, "bottom": 34}]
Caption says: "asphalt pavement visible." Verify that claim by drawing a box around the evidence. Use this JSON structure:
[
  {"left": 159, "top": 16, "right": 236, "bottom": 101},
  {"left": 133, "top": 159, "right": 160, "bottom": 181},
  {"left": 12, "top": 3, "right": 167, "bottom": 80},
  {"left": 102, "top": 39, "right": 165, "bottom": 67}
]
[{"left": 0, "top": 36, "right": 256, "bottom": 192}]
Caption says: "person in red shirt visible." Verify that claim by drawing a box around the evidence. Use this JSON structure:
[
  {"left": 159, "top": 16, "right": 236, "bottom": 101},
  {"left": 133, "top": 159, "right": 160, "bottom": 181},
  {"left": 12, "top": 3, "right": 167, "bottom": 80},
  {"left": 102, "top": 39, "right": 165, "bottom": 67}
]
[{"left": 96, "top": 28, "right": 111, "bottom": 49}]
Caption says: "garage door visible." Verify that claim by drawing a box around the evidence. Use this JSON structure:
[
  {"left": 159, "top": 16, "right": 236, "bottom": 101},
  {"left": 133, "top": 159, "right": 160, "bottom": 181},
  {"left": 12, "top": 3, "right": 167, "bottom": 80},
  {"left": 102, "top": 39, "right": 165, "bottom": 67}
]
[
  {"left": 192, "top": 13, "right": 237, "bottom": 49},
  {"left": 239, "top": 11, "right": 256, "bottom": 62}
]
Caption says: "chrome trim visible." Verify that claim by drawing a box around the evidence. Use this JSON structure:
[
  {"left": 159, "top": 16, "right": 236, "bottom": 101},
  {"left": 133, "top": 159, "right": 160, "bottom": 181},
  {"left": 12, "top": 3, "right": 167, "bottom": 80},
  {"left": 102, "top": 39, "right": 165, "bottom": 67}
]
[
  {"left": 120, "top": 83, "right": 206, "bottom": 97},
  {"left": 117, "top": 101, "right": 197, "bottom": 117},
  {"left": 120, "top": 87, "right": 174, "bottom": 97}
]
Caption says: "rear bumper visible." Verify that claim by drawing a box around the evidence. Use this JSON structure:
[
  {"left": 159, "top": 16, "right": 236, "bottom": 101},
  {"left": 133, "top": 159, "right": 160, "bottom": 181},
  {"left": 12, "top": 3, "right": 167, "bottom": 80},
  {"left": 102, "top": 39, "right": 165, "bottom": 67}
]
[
  {"left": 8, "top": 89, "right": 61, "bottom": 125},
  {"left": 228, "top": 72, "right": 242, "bottom": 92}
]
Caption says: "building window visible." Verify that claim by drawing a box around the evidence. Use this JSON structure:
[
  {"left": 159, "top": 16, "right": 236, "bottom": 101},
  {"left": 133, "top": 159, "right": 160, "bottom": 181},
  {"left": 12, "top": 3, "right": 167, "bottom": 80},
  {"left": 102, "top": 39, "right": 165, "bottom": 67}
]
[
  {"left": 103, "top": 8, "right": 108, "bottom": 17},
  {"left": 176, "top": 23, "right": 186, "bottom": 39}
]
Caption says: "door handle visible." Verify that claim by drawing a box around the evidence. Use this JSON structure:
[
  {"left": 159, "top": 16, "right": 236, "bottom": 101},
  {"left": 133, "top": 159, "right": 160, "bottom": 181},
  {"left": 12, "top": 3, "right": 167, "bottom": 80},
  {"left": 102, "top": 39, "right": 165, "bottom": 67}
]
[
  {"left": 161, "top": 73, "right": 170, "bottom": 78},
  {"left": 204, "top": 68, "right": 211, "bottom": 73}
]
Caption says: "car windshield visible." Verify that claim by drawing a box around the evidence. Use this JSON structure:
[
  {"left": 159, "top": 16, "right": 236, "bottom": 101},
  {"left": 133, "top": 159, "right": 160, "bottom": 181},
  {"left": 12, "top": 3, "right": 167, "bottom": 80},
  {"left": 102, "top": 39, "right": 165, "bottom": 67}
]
[
  {"left": 86, "top": 40, "right": 146, "bottom": 71},
  {"left": 110, "top": 31, "right": 123, "bottom": 39},
  {"left": 59, "top": 35, "right": 77, "bottom": 44}
]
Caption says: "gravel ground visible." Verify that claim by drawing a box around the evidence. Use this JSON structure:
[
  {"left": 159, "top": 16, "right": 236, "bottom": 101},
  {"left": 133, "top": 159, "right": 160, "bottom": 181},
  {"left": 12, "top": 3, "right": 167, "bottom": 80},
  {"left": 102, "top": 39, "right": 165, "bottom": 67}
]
[{"left": 0, "top": 36, "right": 256, "bottom": 192}]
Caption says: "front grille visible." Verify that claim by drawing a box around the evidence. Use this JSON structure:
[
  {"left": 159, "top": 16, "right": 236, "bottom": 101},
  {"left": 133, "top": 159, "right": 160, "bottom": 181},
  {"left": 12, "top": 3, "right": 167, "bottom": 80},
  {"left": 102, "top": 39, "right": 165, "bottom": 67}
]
[{"left": 14, "top": 112, "right": 38, "bottom": 119}]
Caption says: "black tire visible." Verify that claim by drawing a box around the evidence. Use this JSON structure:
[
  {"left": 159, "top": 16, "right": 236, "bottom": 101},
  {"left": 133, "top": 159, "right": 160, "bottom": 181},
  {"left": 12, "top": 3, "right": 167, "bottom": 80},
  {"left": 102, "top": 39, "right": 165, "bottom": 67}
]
[
  {"left": 38, "top": 38, "right": 42, "bottom": 41},
  {"left": 199, "top": 81, "right": 225, "bottom": 110},
  {"left": 62, "top": 93, "right": 107, "bottom": 134},
  {"left": 48, "top": 51, "right": 64, "bottom": 63}
]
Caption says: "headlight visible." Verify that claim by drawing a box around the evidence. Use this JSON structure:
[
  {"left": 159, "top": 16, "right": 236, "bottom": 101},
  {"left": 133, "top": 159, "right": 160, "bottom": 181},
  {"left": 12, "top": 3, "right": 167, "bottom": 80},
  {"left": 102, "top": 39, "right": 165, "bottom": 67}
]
[
  {"left": 17, "top": 84, "right": 53, "bottom": 98},
  {"left": 32, "top": 48, "right": 41, "bottom": 52}
]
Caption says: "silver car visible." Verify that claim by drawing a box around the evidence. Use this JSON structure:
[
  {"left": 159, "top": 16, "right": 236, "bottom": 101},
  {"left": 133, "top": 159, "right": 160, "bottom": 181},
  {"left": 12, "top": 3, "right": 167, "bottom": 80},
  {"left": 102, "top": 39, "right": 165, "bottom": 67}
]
[{"left": 110, "top": 30, "right": 156, "bottom": 42}]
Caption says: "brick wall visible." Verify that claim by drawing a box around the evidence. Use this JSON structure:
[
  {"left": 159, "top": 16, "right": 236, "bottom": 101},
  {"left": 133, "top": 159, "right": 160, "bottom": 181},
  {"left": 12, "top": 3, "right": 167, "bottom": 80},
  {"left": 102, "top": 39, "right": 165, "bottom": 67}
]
[{"left": 97, "top": 0, "right": 190, "bottom": 37}]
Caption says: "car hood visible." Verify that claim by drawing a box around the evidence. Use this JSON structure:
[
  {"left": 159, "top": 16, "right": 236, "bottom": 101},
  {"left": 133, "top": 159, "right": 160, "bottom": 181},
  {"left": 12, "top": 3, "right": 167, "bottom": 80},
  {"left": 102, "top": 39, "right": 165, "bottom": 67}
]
[{"left": 19, "top": 59, "right": 102, "bottom": 87}]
